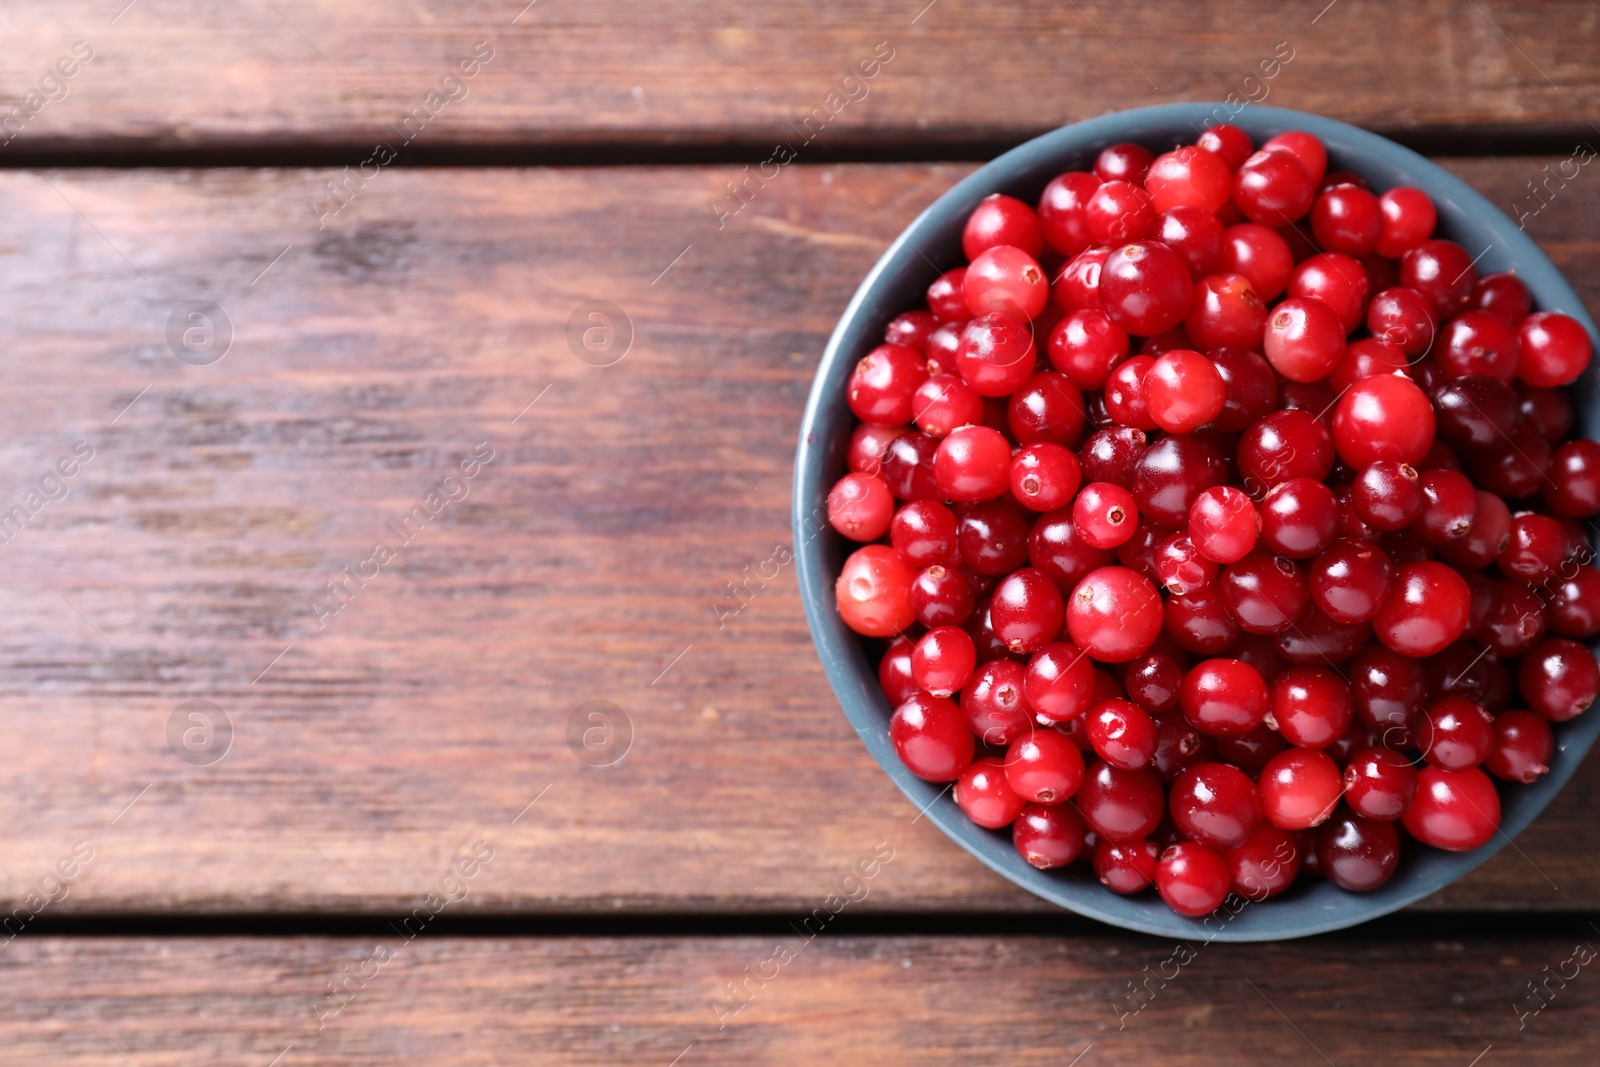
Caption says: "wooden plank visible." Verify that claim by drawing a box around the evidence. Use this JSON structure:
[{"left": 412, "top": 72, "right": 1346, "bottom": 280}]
[
  {"left": 5, "top": 933, "right": 1598, "bottom": 1064},
  {"left": 0, "top": 158, "right": 1594, "bottom": 917},
  {"left": 0, "top": 2, "right": 1597, "bottom": 158}
]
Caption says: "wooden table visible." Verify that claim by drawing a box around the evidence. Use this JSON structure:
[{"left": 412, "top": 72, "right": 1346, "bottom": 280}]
[{"left": 2, "top": 1, "right": 1597, "bottom": 1062}]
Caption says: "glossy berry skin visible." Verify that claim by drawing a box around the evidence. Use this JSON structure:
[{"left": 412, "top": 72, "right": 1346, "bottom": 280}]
[
  {"left": 1013, "top": 803, "right": 1088, "bottom": 869},
  {"left": 1220, "top": 223, "right": 1294, "bottom": 300},
  {"left": 1155, "top": 841, "right": 1231, "bottom": 917},
  {"left": 1342, "top": 747, "right": 1418, "bottom": 821},
  {"left": 1290, "top": 252, "right": 1370, "bottom": 334},
  {"left": 1519, "top": 312, "right": 1593, "bottom": 388},
  {"left": 1073, "top": 482, "right": 1139, "bottom": 549},
  {"left": 1023, "top": 641, "right": 1097, "bottom": 723},
  {"left": 1376, "top": 186, "right": 1437, "bottom": 258},
  {"left": 1005, "top": 729, "right": 1086, "bottom": 804},
  {"left": 1189, "top": 485, "right": 1259, "bottom": 564},
  {"left": 955, "top": 757, "right": 1028, "bottom": 829},
  {"left": 1234, "top": 150, "right": 1314, "bottom": 226},
  {"left": 1366, "top": 286, "right": 1437, "bottom": 355},
  {"left": 1270, "top": 667, "right": 1354, "bottom": 749},
  {"left": 1185, "top": 273, "right": 1267, "bottom": 353},
  {"left": 1518, "top": 638, "right": 1600, "bottom": 723},
  {"left": 961, "top": 659, "right": 1032, "bottom": 746},
  {"left": 1311, "top": 183, "right": 1382, "bottom": 256},
  {"left": 990, "top": 567, "right": 1066, "bottom": 656},
  {"left": 1332, "top": 374, "right": 1436, "bottom": 468},
  {"left": 1008, "top": 371, "right": 1088, "bottom": 448},
  {"left": 1309, "top": 537, "right": 1394, "bottom": 624},
  {"left": 1262, "top": 130, "right": 1327, "bottom": 185},
  {"left": 1471, "top": 270, "right": 1532, "bottom": 320},
  {"left": 1099, "top": 240, "right": 1195, "bottom": 337},
  {"left": 1419, "top": 697, "right": 1495, "bottom": 770},
  {"left": 964, "top": 245, "right": 1048, "bottom": 320},
  {"left": 1157, "top": 206, "right": 1226, "bottom": 279},
  {"left": 1094, "top": 837, "right": 1159, "bottom": 893},
  {"left": 1259, "top": 748, "right": 1342, "bottom": 830},
  {"left": 956, "top": 312, "right": 1036, "bottom": 397},
  {"left": 1067, "top": 565, "right": 1163, "bottom": 663},
  {"left": 1037, "top": 171, "right": 1101, "bottom": 256},
  {"left": 827, "top": 473, "right": 895, "bottom": 542},
  {"left": 1085, "top": 180, "right": 1156, "bottom": 244},
  {"left": 1054, "top": 246, "right": 1110, "bottom": 312},
  {"left": 1549, "top": 566, "right": 1600, "bottom": 639},
  {"left": 1220, "top": 552, "right": 1309, "bottom": 635},
  {"left": 1146, "top": 145, "right": 1233, "bottom": 213},
  {"left": 1401, "top": 239, "right": 1476, "bottom": 318},
  {"left": 1086, "top": 698, "right": 1159, "bottom": 770},
  {"left": 1328, "top": 337, "right": 1407, "bottom": 394},
  {"left": 1225, "top": 822, "right": 1302, "bottom": 901},
  {"left": 1169, "top": 762, "right": 1262, "bottom": 850},
  {"left": 889, "top": 694, "right": 976, "bottom": 782},
  {"left": 878, "top": 637, "right": 919, "bottom": 706},
  {"left": 963, "top": 193, "right": 1044, "bottom": 260},
  {"left": 1132, "top": 434, "right": 1228, "bottom": 528},
  {"left": 911, "top": 626, "right": 977, "bottom": 698},
  {"left": 911, "top": 564, "right": 975, "bottom": 628},
  {"left": 1048, "top": 309, "right": 1129, "bottom": 390},
  {"left": 1438, "top": 311, "right": 1521, "bottom": 384},
  {"left": 1263, "top": 297, "right": 1346, "bottom": 383},
  {"left": 1181, "top": 657, "right": 1269, "bottom": 738},
  {"left": 1316, "top": 812, "right": 1401, "bottom": 891},
  {"left": 1373, "top": 561, "right": 1470, "bottom": 657},
  {"left": 1155, "top": 533, "right": 1217, "bottom": 596},
  {"left": 1402, "top": 766, "right": 1501, "bottom": 852},
  {"left": 1010, "top": 443, "right": 1081, "bottom": 511},
  {"left": 912, "top": 373, "right": 984, "bottom": 438},
  {"left": 934, "top": 425, "right": 1011, "bottom": 502},
  {"left": 1544, "top": 439, "right": 1600, "bottom": 517},
  {"left": 1498, "top": 513, "right": 1567, "bottom": 583},
  {"left": 1076, "top": 761, "right": 1165, "bottom": 842},
  {"left": 1432, "top": 375, "right": 1521, "bottom": 455},
  {"left": 1103, "top": 355, "right": 1158, "bottom": 430},
  {"left": 1211, "top": 346, "right": 1279, "bottom": 432},
  {"left": 1485, "top": 710, "right": 1554, "bottom": 784},
  {"left": 1145, "top": 349, "right": 1226, "bottom": 433},
  {"left": 1259, "top": 478, "right": 1340, "bottom": 559},
  {"left": 837, "top": 545, "right": 916, "bottom": 637},
  {"left": 849, "top": 343, "right": 929, "bottom": 425}
]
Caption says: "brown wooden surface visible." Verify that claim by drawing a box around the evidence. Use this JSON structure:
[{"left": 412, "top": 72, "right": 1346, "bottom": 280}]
[
  {"left": 3, "top": 933, "right": 1597, "bottom": 1064},
  {"left": 0, "top": 2, "right": 1597, "bottom": 158},
  {"left": 0, "top": 158, "right": 1594, "bottom": 918}
]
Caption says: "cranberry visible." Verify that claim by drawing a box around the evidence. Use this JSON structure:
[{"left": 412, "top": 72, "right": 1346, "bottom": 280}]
[
  {"left": 1290, "top": 252, "right": 1370, "bottom": 333},
  {"left": 827, "top": 472, "right": 894, "bottom": 542},
  {"left": 890, "top": 693, "right": 976, "bottom": 782},
  {"left": 1233, "top": 150, "right": 1314, "bottom": 226},
  {"left": 1028, "top": 508, "right": 1115, "bottom": 593},
  {"left": 1122, "top": 649, "right": 1186, "bottom": 714},
  {"left": 1094, "top": 836, "right": 1159, "bottom": 893},
  {"left": 849, "top": 344, "right": 929, "bottom": 426},
  {"left": 885, "top": 310, "right": 938, "bottom": 353},
  {"left": 910, "top": 563, "right": 974, "bottom": 628},
  {"left": 990, "top": 567, "right": 1065, "bottom": 656},
  {"left": 1309, "top": 537, "right": 1393, "bottom": 624},
  {"left": 1432, "top": 375, "right": 1521, "bottom": 455},
  {"left": 1086, "top": 698, "right": 1159, "bottom": 770},
  {"left": 1013, "top": 802, "right": 1088, "bottom": 869},
  {"left": 1485, "top": 710, "right": 1554, "bottom": 784},
  {"left": 958, "top": 500, "right": 1032, "bottom": 575},
  {"left": 1373, "top": 560, "right": 1470, "bottom": 657},
  {"left": 1073, "top": 482, "right": 1139, "bottom": 549},
  {"left": 1099, "top": 240, "right": 1194, "bottom": 337},
  {"left": 1023, "top": 641, "right": 1096, "bottom": 723},
  {"left": 1400, "top": 239, "right": 1476, "bottom": 319},
  {"left": 1103, "top": 355, "right": 1158, "bottom": 430},
  {"left": 1076, "top": 760, "right": 1164, "bottom": 841},
  {"left": 1315, "top": 812, "right": 1401, "bottom": 891},
  {"left": 1047, "top": 309, "right": 1129, "bottom": 390},
  {"left": 1189, "top": 485, "right": 1259, "bottom": 564},
  {"left": 963, "top": 193, "right": 1044, "bottom": 260},
  {"left": 1146, "top": 145, "right": 1233, "bottom": 213},
  {"left": 1270, "top": 666, "right": 1354, "bottom": 749},
  {"left": 956, "top": 312, "right": 1036, "bottom": 397},
  {"left": 1156, "top": 205, "right": 1226, "bottom": 278},
  {"left": 1155, "top": 532, "right": 1217, "bottom": 596},
  {"left": 1010, "top": 442, "right": 1081, "bottom": 512},
  {"left": 1220, "top": 223, "right": 1294, "bottom": 300},
  {"left": 1169, "top": 762, "right": 1262, "bottom": 850},
  {"left": 1332, "top": 374, "right": 1436, "bottom": 469},
  {"left": 1038, "top": 171, "right": 1101, "bottom": 257},
  {"left": 1328, "top": 337, "right": 1407, "bottom": 394},
  {"left": 1155, "top": 841, "right": 1231, "bottom": 917},
  {"left": 926, "top": 267, "right": 970, "bottom": 322},
  {"left": 837, "top": 545, "right": 916, "bottom": 637},
  {"left": 1549, "top": 566, "right": 1600, "bottom": 638},
  {"left": 1518, "top": 311, "right": 1593, "bottom": 388},
  {"left": 1220, "top": 551, "right": 1309, "bottom": 634},
  {"left": 1085, "top": 180, "right": 1156, "bottom": 245},
  {"left": 955, "top": 756, "right": 1027, "bottom": 829},
  {"left": 1343, "top": 747, "right": 1418, "bottom": 821},
  {"left": 1238, "top": 408, "right": 1335, "bottom": 495},
  {"left": 1276, "top": 603, "right": 1372, "bottom": 666},
  {"left": 1197, "top": 123, "right": 1254, "bottom": 168},
  {"left": 933, "top": 425, "right": 1011, "bottom": 502},
  {"left": 1410, "top": 468, "right": 1475, "bottom": 546},
  {"left": 1132, "top": 434, "right": 1227, "bottom": 527},
  {"left": 1498, "top": 513, "right": 1566, "bottom": 582},
  {"left": 1438, "top": 311, "right": 1521, "bottom": 384},
  {"left": 1366, "top": 286, "right": 1438, "bottom": 355},
  {"left": 1095, "top": 142, "right": 1154, "bottom": 184},
  {"left": 1351, "top": 460, "right": 1422, "bottom": 531},
  {"left": 1259, "top": 478, "right": 1339, "bottom": 559},
  {"left": 846, "top": 423, "right": 905, "bottom": 479},
  {"left": 1005, "top": 729, "right": 1086, "bottom": 804},
  {"left": 1311, "top": 183, "right": 1382, "bottom": 256},
  {"left": 1162, "top": 583, "right": 1238, "bottom": 656},
  {"left": 1418, "top": 696, "right": 1494, "bottom": 770},
  {"left": 911, "top": 626, "right": 978, "bottom": 697},
  {"left": 1471, "top": 270, "right": 1532, "bottom": 321},
  {"left": 1259, "top": 748, "right": 1341, "bottom": 830},
  {"left": 1210, "top": 346, "right": 1279, "bottom": 432},
  {"left": 1079, "top": 425, "right": 1148, "bottom": 488},
  {"left": 1468, "top": 424, "right": 1551, "bottom": 499},
  {"left": 964, "top": 245, "right": 1048, "bottom": 320},
  {"left": 1054, "top": 246, "right": 1110, "bottom": 312},
  {"left": 1067, "top": 565, "right": 1163, "bottom": 663},
  {"left": 1180, "top": 657, "right": 1269, "bottom": 738},
  {"left": 1225, "top": 822, "right": 1302, "bottom": 900},
  {"left": 1518, "top": 638, "right": 1600, "bottom": 723},
  {"left": 912, "top": 373, "right": 983, "bottom": 438},
  {"left": 1402, "top": 766, "right": 1501, "bottom": 851},
  {"left": 1263, "top": 296, "right": 1345, "bottom": 383},
  {"left": 1145, "top": 349, "right": 1226, "bottom": 433},
  {"left": 1544, "top": 439, "right": 1600, "bottom": 516},
  {"left": 1376, "top": 187, "right": 1437, "bottom": 258},
  {"left": 878, "top": 636, "right": 918, "bottom": 706}
]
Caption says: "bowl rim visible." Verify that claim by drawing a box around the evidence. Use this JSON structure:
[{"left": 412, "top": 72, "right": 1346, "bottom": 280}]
[{"left": 793, "top": 102, "right": 1600, "bottom": 941}]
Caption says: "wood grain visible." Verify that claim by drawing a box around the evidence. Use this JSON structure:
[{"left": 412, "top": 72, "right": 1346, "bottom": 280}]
[
  {"left": 0, "top": 2, "right": 1597, "bottom": 159},
  {"left": 4, "top": 933, "right": 1598, "bottom": 1064},
  {"left": 0, "top": 157, "right": 1594, "bottom": 917}
]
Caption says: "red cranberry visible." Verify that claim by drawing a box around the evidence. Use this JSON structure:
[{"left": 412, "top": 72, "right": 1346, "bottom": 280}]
[
  {"left": 1259, "top": 478, "right": 1339, "bottom": 559},
  {"left": 1343, "top": 747, "right": 1418, "bottom": 821},
  {"left": 1418, "top": 696, "right": 1494, "bottom": 770},
  {"left": 1086, "top": 698, "right": 1159, "bottom": 770},
  {"left": 1366, "top": 286, "right": 1438, "bottom": 355},
  {"left": 1402, "top": 766, "right": 1500, "bottom": 851},
  {"left": 890, "top": 693, "right": 975, "bottom": 782},
  {"left": 1013, "top": 802, "right": 1088, "bottom": 869},
  {"left": 1164, "top": 584, "right": 1240, "bottom": 656},
  {"left": 1485, "top": 710, "right": 1554, "bottom": 784},
  {"left": 1270, "top": 666, "right": 1354, "bottom": 749},
  {"left": 1067, "top": 565, "right": 1163, "bottom": 663},
  {"left": 1189, "top": 485, "right": 1260, "bottom": 564},
  {"left": 827, "top": 472, "right": 895, "bottom": 542},
  {"left": 1132, "top": 434, "right": 1227, "bottom": 527},
  {"left": 956, "top": 312, "right": 1036, "bottom": 397},
  {"left": 913, "top": 373, "right": 983, "bottom": 438},
  {"left": 1038, "top": 171, "right": 1101, "bottom": 257},
  {"left": 1471, "top": 270, "right": 1532, "bottom": 321},
  {"left": 957, "top": 660, "right": 1030, "bottom": 746},
  {"left": 1085, "top": 180, "right": 1155, "bottom": 245},
  {"left": 1548, "top": 566, "right": 1600, "bottom": 639},
  {"left": 1543, "top": 439, "right": 1600, "bottom": 516},
  {"left": 837, "top": 545, "right": 916, "bottom": 637},
  {"left": 1290, "top": 252, "right": 1370, "bottom": 333},
  {"left": 1468, "top": 424, "right": 1551, "bottom": 499},
  {"left": 958, "top": 500, "right": 1032, "bottom": 575},
  {"left": 1156, "top": 205, "right": 1226, "bottom": 278},
  {"left": 1076, "top": 761, "right": 1164, "bottom": 841},
  {"left": 1433, "top": 375, "right": 1522, "bottom": 455},
  {"left": 1328, "top": 337, "right": 1407, "bottom": 394},
  {"left": 1093, "top": 836, "right": 1159, "bottom": 893},
  {"left": 1028, "top": 508, "right": 1115, "bottom": 592},
  {"left": 1078, "top": 425, "right": 1148, "bottom": 488},
  {"left": 1263, "top": 296, "right": 1345, "bottom": 383},
  {"left": 1197, "top": 123, "right": 1254, "bottom": 169},
  {"left": 1054, "top": 246, "right": 1110, "bottom": 312},
  {"left": 1170, "top": 762, "right": 1262, "bottom": 850},
  {"left": 1010, "top": 442, "right": 1081, "bottom": 512},
  {"left": 1023, "top": 641, "right": 1096, "bottom": 723},
  {"left": 1047, "top": 309, "right": 1129, "bottom": 390},
  {"left": 911, "top": 563, "right": 974, "bottom": 628},
  {"left": 1373, "top": 560, "right": 1470, "bottom": 657},
  {"left": 933, "top": 425, "right": 1010, "bottom": 502},
  {"left": 1234, "top": 150, "right": 1314, "bottom": 226},
  {"left": 1332, "top": 374, "right": 1436, "bottom": 468},
  {"left": 1155, "top": 533, "right": 1217, "bottom": 597},
  {"left": 1499, "top": 513, "right": 1567, "bottom": 582},
  {"left": 926, "top": 267, "right": 970, "bottom": 322},
  {"left": 1439, "top": 311, "right": 1521, "bottom": 383},
  {"left": 990, "top": 567, "right": 1066, "bottom": 656},
  {"left": 1259, "top": 748, "right": 1341, "bottom": 830},
  {"left": 1073, "top": 482, "right": 1139, "bottom": 549},
  {"left": 1155, "top": 841, "right": 1231, "bottom": 917},
  {"left": 1145, "top": 349, "right": 1226, "bottom": 433},
  {"left": 849, "top": 344, "right": 929, "bottom": 426},
  {"left": 1005, "top": 729, "right": 1085, "bottom": 804},
  {"left": 955, "top": 756, "right": 1027, "bottom": 829},
  {"left": 1095, "top": 142, "right": 1154, "bottom": 185},
  {"left": 1238, "top": 408, "right": 1334, "bottom": 495},
  {"left": 964, "top": 245, "right": 1048, "bottom": 320},
  {"left": 1352, "top": 460, "right": 1422, "bottom": 531},
  {"left": 1311, "top": 183, "right": 1382, "bottom": 256},
  {"left": 1309, "top": 537, "right": 1393, "bottom": 624},
  {"left": 1519, "top": 311, "right": 1593, "bottom": 388},
  {"left": 1376, "top": 187, "right": 1437, "bottom": 258},
  {"left": 1225, "top": 822, "right": 1302, "bottom": 900},
  {"left": 878, "top": 636, "right": 918, "bottom": 706},
  {"left": 1099, "top": 240, "right": 1195, "bottom": 337},
  {"left": 963, "top": 193, "right": 1044, "bottom": 260},
  {"left": 1400, "top": 239, "right": 1476, "bottom": 319},
  {"left": 1519, "top": 638, "right": 1600, "bottom": 723},
  {"left": 1210, "top": 346, "right": 1279, "bottom": 432},
  {"left": 1181, "top": 657, "right": 1269, "bottom": 738},
  {"left": 1220, "top": 222, "right": 1293, "bottom": 300},
  {"left": 1316, "top": 812, "right": 1401, "bottom": 891},
  {"left": 1220, "top": 552, "right": 1309, "bottom": 635}
]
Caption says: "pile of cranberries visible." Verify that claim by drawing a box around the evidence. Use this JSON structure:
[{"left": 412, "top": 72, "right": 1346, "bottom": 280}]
[{"left": 828, "top": 125, "right": 1600, "bottom": 918}]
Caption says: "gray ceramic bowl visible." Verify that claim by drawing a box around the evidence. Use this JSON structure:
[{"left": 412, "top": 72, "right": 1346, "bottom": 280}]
[{"left": 794, "top": 103, "right": 1600, "bottom": 940}]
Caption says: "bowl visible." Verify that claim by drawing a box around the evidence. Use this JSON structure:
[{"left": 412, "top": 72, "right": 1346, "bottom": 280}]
[{"left": 793, "top": 103, "right": 1600, "bottom": 941}]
